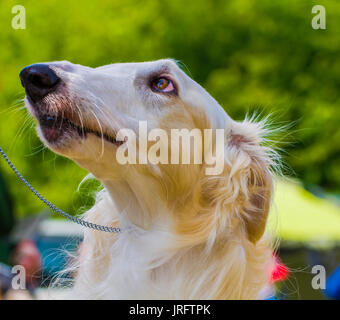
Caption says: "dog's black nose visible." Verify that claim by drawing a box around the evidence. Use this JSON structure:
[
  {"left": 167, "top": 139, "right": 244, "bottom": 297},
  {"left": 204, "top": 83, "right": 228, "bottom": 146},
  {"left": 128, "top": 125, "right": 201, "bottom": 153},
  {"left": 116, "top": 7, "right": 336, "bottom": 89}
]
[{"left": 20, "top": 64, "right": 60, "bottom": 102}]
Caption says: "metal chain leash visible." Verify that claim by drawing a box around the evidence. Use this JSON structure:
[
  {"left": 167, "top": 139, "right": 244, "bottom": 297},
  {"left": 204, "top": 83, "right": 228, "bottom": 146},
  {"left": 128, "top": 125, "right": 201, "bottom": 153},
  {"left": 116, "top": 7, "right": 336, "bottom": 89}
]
[{"left": 0, "top": 146, "right": 121, "bottom": 233}]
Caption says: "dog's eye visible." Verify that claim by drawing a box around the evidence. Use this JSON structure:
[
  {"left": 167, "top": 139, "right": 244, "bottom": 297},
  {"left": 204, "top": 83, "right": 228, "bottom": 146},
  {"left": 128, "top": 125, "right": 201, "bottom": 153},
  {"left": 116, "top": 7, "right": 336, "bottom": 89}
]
[{"left": 152, "top": 77, "right": 175, "bottom": 93}]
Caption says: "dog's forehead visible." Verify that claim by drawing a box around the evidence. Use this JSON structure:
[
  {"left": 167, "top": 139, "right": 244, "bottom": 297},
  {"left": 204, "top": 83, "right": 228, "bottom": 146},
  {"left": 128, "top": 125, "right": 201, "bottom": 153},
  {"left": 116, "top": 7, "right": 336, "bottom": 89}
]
[{"left": 95, "top": 59, "right": 181, "bottom": 76}]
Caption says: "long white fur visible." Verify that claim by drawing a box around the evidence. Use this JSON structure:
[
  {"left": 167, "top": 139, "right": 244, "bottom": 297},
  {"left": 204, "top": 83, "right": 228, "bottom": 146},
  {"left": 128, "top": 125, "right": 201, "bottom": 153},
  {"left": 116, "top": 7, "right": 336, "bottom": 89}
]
[{"left": 25, "top": 59, "right": 278, "bottom": 299}]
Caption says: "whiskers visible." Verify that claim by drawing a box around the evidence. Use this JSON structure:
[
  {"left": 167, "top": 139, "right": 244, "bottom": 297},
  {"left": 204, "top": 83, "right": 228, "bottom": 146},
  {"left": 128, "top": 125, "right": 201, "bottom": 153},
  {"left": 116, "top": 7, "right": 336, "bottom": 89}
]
[
  {"left": 7, "top": 107, "right": 35, "bottom": 154},
  {"left": 0, "top": 97, "right": 26, "bottom": 116},
  {"left": 89, "top": 109, "right": 105, "bottom": 157},
  {"left": 85, "top": 93, "right": 122, "bottom": 156},
  {"left": 73, "top": 103, "right": 86, "bottom": 138}
]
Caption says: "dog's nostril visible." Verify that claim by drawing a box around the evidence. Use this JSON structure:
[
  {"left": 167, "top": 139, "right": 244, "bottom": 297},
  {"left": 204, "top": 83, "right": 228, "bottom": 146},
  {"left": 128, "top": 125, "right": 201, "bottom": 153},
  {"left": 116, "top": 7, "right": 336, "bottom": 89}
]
[
  {"left": 31, "top": 74, "right": 49, "bottom": 88},
  {"left": 19, "top": 64, "right": 60, "bottom": 102}
]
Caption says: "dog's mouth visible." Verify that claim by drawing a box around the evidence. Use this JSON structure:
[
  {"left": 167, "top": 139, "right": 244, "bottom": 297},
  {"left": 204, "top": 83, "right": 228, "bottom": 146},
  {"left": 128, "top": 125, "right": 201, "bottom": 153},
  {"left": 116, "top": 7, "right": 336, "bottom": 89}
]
[{"left": 38, "top": 113, "right": 123, "bottom": 147}]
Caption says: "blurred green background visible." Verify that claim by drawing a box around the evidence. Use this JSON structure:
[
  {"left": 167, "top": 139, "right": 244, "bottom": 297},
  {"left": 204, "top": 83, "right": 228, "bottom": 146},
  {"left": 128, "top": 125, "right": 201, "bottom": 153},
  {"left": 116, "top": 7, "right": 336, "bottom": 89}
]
[
  {"left": 0, "top": 0, "right": 340, "bottom": 300},
  {"left": 1, "top": 0, "right": 340, "bottom": 217}
]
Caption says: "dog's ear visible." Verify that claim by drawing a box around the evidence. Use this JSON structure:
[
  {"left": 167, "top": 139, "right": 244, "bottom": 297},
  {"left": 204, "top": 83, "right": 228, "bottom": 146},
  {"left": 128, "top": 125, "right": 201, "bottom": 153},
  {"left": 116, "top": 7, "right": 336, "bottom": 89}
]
[
  {"left": 179, "top": 120, "right": 275, "bottom": 246},
  {"left": 242, "top": 161, "right": 273, "bottom": 243},
  {"left": 224, "top": 121, "right": 274, "bottom": 244}
]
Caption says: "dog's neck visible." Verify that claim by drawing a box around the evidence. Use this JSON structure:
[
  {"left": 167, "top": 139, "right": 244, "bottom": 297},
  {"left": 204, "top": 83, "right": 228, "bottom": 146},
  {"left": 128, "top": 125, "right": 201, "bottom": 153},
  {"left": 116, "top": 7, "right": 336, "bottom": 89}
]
[{"left": 103, "top": 174, "right": 168, "bottom": 231}]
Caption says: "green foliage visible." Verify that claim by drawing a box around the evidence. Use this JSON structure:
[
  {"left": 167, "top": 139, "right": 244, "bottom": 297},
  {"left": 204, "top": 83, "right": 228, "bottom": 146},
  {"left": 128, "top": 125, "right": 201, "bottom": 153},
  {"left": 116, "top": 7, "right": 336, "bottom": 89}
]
[{"left": 0, "top": 0, "right": 339, "bottom": 218}]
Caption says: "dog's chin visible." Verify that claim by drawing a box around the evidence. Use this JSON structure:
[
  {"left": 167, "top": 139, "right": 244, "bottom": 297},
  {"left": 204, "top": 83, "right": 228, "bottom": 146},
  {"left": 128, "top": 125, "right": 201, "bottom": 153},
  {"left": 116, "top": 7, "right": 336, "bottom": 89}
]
[
  {"left": 38, "top": 126, "right": 74, "bottom": 153},
  {"left": 36, "top": 114, "right": 82, "bottom": 153},
  {"left": 38, "top": 115, "right": 76, "bottom": 143}
]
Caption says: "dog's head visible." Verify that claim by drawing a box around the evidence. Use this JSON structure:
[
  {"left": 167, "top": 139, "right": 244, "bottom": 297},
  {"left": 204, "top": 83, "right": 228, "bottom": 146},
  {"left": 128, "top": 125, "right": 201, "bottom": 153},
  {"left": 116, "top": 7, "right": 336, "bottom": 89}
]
[{"left": 21, "top": 59, "right": 275, "bottom": 244}]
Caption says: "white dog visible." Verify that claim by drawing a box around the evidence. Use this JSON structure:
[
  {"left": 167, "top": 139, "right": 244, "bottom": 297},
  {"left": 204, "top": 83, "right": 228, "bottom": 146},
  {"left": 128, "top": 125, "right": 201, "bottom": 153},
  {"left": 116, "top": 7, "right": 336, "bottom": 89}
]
[{"left": 20, "top": 59, "right": 277, "bottom": 299}]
